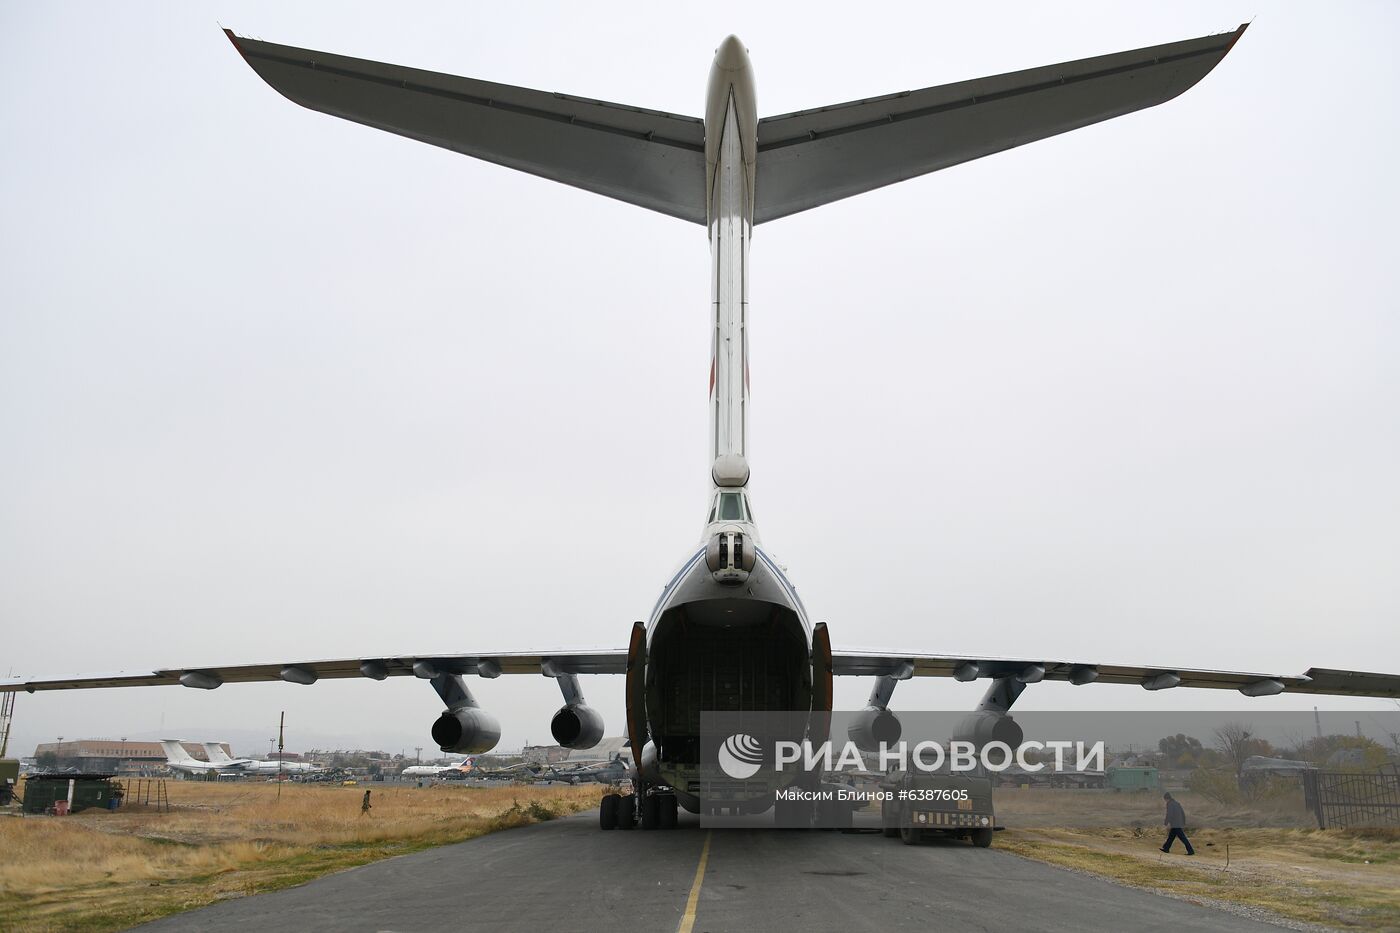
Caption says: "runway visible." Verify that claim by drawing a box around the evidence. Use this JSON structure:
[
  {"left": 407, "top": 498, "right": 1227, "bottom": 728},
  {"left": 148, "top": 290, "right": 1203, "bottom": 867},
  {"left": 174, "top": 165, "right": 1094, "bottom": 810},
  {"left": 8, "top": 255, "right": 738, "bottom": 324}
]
[{"left": 136, "top": 810, "right": 1286, "bottom": 932}]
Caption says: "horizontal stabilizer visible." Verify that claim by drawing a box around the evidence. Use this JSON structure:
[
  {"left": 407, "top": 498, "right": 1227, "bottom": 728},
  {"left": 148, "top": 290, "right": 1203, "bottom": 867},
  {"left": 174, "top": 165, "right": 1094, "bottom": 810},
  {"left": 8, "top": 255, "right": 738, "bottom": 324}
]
[
  {"left": 753, "top": 25, "right": 1248, "bottom": 223},
  {"left": 224, "top": 31, "right": 707, "bottom": 223}
]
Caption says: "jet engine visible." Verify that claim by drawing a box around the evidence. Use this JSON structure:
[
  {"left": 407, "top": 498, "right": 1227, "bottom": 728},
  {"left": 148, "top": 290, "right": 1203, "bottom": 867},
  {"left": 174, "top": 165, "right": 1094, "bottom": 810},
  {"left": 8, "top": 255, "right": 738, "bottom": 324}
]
[
  {"left": 431, "top": 707, "right": 502, "bottom": 754},
  {"left": 550, "top": 703, "right": 604, "bottom": 749},
  {"left": 953, "top": 710, "right": 1023, "bottom": 749},
  {"left": 848, "top": 706, "right": 902, "bottom": 752}
]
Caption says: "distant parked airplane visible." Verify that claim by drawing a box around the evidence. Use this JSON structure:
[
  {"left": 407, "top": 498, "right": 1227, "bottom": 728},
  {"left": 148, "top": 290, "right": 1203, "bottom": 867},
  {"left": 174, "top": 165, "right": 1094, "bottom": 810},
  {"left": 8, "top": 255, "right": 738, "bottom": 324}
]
[
  {"left": 400, "top": 758, "right": 474, "bottom": 778},
  {"left": 202, "top": 743, "right": 322, "bottom": 775},
  {"left": 158, "top": 740, "right": 238, "bottom": 776}
]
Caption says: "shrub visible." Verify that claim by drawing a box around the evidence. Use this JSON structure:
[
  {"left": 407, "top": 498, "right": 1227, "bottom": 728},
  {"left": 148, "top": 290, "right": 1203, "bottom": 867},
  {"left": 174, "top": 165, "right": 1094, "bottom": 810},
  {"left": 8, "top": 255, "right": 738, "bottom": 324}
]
[
  {"left": 1188, "top": 768, "right": 1240, "bottom": 804},
  {"left": 525, "top": 800, "right": 560, "bottom": 821}
]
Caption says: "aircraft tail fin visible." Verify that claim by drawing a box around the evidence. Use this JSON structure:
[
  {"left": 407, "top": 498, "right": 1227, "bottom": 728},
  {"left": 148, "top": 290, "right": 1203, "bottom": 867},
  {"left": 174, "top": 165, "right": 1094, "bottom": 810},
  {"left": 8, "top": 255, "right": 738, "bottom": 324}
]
[
  {"left": 159, "top": 740, "right": 197, "bottom": 764},
  {"left": 223, "top": 30, "right": 708, "bottom": 224},
  {"left": 752, "top": 25, "right": 1248, "bottom": 223},
  {"left": 202, "top": 742, "right": 235, "bottom": 764}
]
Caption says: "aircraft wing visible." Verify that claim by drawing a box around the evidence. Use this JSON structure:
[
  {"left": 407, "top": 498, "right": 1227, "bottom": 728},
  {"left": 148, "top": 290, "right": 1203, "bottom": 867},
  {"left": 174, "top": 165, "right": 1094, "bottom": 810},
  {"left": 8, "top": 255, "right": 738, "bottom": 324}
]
[
  {"left": 753, "top": 24, "right": 1248, "bottom": 224},
  {"left": 831, "top": 649, "right": 1400, "bottom": 698},
  {"left": 223, "top": 30, "right": 708, "bottom": 223},
  {"left": 0, "top": 649, "right": 628, "bottom": 693}
]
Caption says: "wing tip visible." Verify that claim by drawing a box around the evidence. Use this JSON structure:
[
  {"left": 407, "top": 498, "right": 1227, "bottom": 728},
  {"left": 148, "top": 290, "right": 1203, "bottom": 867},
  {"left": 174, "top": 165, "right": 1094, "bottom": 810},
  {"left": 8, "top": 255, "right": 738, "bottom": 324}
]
[
  {"left": 1157, "top": 23, "right": 1250, "bottom": 108},
  {"left": 1224, "top": 22, "right": 1250, "bottom": 56},
  {"left": 223, "top": 27, "right": 250, "bottom": 63}
]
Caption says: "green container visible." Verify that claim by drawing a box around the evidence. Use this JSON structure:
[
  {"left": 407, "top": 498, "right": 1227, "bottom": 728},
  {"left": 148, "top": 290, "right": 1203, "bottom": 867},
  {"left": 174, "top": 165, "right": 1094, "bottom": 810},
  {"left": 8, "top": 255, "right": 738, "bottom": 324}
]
[
  {"left": 1107, "top": 766, "right": 1159, "bottom": 791},
  {"left": 22, "top": 775, "right": 120, "bottom": 814}
]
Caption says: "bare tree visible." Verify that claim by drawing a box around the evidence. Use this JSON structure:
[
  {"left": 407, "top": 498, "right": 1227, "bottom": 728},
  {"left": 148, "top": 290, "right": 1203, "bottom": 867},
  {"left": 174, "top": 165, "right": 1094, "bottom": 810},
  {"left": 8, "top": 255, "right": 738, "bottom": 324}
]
[{"left": 1214, "top": 722, "right": 1271, "bottom": 776}]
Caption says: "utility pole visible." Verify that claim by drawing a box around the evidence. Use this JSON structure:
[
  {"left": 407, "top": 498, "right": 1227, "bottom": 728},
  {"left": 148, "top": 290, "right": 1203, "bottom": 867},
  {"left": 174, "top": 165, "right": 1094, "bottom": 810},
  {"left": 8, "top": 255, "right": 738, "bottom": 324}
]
[
  {"left": 0, "top": 690, "right": 14, "bottom": 758},
  {"left": 277, "top": 712, "right": 285, "bottom": 801},
  {"left": 1314, "top": 707, "right": 1323, "bottom": 740}
]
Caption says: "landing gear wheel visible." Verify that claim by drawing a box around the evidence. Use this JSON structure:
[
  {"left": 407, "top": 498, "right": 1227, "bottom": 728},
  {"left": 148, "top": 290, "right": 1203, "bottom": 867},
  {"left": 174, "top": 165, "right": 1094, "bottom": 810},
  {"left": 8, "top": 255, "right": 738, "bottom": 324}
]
[
  {"left": 641, "top": 794, "right": 660, "bottom": 830},
  {"left": 900, "top": 825, "right": 922, "bottom": 846},
  {"left": 971, "top": 828, "right": 994, "bottom": 848},
  {"left": 616, "top": 796, "right": 636, "bottom": 830},
  {"left": 659, "top": 794, "right": 679, "bottom": 830},
  {"left": 600, "top": 793, "right": 620, "bottom": 831}
]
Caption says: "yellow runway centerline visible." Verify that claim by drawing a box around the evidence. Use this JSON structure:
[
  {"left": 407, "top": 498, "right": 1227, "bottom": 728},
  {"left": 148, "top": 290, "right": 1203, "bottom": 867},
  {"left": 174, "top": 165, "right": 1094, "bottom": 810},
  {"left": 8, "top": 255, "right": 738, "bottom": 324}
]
[{"left": 677, "top": 830, "right": 713, "bottom": 933}]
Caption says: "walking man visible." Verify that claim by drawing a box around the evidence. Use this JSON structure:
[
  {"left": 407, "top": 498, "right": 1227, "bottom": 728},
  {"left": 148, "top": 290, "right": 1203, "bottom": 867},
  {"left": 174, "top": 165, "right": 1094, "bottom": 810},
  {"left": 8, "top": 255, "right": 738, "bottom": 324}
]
[
  {"left": 361, "top": 789, "right": 372, "bottom": 816},
  {"left": 1160, "top": 792, "right": 1194, "bottom": 855}
]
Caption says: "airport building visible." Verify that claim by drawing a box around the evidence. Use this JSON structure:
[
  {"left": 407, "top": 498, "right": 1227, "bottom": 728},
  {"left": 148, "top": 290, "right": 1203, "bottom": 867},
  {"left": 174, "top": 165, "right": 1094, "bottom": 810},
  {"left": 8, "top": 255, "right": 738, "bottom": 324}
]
[{"left": 32, "top": 739, "right": 231, "bottom": 774}]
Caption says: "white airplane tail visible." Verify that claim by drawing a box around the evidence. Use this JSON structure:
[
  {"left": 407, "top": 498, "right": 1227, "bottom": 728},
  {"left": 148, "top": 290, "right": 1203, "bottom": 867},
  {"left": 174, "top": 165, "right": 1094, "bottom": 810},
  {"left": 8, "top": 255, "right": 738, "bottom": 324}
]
[
  {"left": 159, "top": 739, "right": 199, "bottom": 765},
  {"left": 202, "top": 742, "right": 235, "bottom": 765}
]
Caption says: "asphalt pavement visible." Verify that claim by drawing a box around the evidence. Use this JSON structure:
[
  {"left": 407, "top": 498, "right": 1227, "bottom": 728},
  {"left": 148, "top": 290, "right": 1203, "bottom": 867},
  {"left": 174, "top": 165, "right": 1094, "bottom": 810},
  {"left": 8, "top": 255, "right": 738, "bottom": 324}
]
[{"left": 134, "top": 810, "right": 1289, "bottom": 932}]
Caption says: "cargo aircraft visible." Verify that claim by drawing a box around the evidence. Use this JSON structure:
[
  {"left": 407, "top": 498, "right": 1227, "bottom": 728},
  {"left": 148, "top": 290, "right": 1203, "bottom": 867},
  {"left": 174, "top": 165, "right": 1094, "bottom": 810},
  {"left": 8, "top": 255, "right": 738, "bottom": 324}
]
[
  {"left": 159, "top": 740, "right": 240, "bottom": 777},
  {"left": 201, "top": 742, "right": 323, "bottom": 775},
  {"left": 157, "top": 740, "right": 323, "bottom": 776},
  {"left": 7, "top": 26, "right": 1399, "bottom": 830}
]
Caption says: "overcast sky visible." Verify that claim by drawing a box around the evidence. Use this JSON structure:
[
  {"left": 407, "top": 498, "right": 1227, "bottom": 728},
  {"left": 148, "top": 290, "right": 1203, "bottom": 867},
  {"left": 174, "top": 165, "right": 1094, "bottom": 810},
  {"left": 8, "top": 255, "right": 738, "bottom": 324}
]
[{"left": 3, "top": 2, "right": 1397, "bottom": 758}]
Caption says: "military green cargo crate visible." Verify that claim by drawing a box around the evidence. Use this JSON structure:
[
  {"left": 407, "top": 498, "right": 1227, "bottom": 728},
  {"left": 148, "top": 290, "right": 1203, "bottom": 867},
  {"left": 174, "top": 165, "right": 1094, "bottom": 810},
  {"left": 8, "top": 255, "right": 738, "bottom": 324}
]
[
  {"left": 1107, "top": 766, "right": 1159, "bottom": 791},
  {"left": 22, "top": 774, "right": 120, "bottom": 814}
]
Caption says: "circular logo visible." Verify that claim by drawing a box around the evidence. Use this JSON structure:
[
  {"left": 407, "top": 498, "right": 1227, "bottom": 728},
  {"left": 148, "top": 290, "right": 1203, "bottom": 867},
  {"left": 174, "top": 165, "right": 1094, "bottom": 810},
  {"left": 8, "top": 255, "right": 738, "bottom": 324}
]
[{"left": 718, "top": 733, "right": 763, "bottom": 779}]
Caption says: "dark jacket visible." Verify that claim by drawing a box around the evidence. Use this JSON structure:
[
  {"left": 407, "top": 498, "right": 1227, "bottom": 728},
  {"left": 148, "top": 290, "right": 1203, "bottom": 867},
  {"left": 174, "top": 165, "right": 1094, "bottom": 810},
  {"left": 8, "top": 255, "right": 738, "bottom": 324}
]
[{"left": 1165, "top": 798, "right": 1186, "bottom": 828}]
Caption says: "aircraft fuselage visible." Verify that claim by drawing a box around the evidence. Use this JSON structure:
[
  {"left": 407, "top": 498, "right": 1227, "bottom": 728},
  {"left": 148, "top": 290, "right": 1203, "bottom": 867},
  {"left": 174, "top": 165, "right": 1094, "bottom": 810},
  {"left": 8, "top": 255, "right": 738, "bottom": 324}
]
[{"left": 639, "top": 38, "right": 817, "bottom": 812}]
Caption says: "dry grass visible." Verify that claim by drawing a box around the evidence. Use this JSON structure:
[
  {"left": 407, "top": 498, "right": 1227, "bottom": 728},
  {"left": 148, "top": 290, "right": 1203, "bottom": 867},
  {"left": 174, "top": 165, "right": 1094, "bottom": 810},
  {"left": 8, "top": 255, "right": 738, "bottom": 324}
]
[
  {"left": 990, "top": 785, "right": 1317, "bottom": 829},
  {"left": 0, "top": 781, "right": 603, "bottom": 932},
  {"left": 992, "top": 793, "right": 1400, "bottom": 932}
]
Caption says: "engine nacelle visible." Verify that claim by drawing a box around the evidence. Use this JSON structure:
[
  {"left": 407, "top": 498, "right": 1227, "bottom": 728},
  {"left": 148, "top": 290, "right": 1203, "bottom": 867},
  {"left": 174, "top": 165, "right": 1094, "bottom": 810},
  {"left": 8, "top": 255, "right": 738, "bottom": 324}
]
[
  {"left": 953, "top": 710, "right": 1023, "bottom": 749},
  {"left": 847, "top": 706, "right": 902, "bottom": 752},
  {"left": 431, "top": 707, "right": 502, "bottom": 754},
  {"left": 550, "top": 703, "right": 604, "bottom": 749}
]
